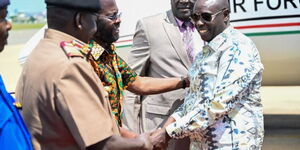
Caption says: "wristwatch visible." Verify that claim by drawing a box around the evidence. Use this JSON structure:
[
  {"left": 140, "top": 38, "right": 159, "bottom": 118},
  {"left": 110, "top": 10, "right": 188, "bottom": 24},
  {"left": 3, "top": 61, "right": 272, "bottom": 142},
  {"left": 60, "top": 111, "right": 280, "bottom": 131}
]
[{"left": 181, "top": 76, "right": 187, "bottom": 89}]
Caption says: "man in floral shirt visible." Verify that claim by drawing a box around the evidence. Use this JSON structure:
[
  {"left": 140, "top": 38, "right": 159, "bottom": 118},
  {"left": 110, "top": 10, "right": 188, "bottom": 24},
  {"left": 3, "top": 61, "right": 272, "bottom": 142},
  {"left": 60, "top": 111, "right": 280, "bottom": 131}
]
[
  {"left": 151, "top": 0, "right": 264, "bottom": 149},
  {"left": 82, "top": 0, "right": 189, "bottom": 139}
]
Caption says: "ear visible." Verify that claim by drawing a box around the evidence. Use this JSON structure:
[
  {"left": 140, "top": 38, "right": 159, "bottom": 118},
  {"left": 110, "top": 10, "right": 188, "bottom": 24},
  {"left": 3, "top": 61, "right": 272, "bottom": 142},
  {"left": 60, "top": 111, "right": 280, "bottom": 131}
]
[
  {"left": 223, "top": 9, "right": 230, "bottom": 24},
  {"left": 75, "top": 12, "right": 82, "bottom": 29}
]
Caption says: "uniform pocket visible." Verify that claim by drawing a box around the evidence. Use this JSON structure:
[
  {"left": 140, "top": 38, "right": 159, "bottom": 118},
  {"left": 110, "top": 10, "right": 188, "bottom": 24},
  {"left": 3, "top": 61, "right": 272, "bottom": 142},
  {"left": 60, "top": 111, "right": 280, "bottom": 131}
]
[
  {"left": 146, "top": 103, "right": 170, "bottom": 115},
  {"left": 144, "top": 103, "right": 170, "bottom": 131}
]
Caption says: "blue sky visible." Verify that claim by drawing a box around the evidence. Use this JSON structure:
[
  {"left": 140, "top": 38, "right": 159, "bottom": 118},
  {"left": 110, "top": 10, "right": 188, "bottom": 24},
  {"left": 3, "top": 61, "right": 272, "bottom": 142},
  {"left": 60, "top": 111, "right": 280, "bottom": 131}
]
[{"left": 8, "top": 0, "right": 46, "bottom": 14}]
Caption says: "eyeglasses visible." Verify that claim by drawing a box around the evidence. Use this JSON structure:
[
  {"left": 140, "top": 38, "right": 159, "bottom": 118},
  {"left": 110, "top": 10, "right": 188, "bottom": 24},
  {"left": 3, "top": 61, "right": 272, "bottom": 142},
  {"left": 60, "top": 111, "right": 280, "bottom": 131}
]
[
  {"left": 93, "top": 12, "right": 122, "bottom": 21},
  {"left": 191, "top": 9, "right": 226, "bottom": 23}
]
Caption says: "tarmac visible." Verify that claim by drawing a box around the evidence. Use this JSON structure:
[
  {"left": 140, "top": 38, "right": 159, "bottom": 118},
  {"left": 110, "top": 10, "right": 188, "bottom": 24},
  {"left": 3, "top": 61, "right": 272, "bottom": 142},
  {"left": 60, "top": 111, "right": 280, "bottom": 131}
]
[{"left": 0, "top": 29, "right": 299, "bottom": 150}]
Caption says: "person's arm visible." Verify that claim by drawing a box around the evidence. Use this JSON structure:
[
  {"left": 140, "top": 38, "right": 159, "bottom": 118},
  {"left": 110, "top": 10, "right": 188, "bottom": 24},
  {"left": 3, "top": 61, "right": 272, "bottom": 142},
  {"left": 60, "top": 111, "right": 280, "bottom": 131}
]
[
  {"left": 164, "top": 43, "right": 263, "bottom": 139},
  {"left": 149, "top": 117, "right": 175, "bottom": 149},
  {"left": 127, "top": 76, "right": 189, "bottom": 95},
  {"left": 87, "top": 134, "right": 153, "bottom": 150},
  {"left": 119, "top": 127, "right": 138, "bottom": 139}
]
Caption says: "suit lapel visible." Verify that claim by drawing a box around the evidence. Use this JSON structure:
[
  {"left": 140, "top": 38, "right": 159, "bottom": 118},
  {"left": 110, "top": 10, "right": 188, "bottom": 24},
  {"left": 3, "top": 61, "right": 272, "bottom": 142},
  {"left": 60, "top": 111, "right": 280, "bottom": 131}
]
[{"left": 162, "top": 10, "right": 191, "bottom": 69}]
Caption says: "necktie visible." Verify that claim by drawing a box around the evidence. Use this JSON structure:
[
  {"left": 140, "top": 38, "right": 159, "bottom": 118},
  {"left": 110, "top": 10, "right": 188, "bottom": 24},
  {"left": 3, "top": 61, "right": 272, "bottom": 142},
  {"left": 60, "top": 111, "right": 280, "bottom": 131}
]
[{"left": 182, "top": 22, "right": 195, "bottom": 63}]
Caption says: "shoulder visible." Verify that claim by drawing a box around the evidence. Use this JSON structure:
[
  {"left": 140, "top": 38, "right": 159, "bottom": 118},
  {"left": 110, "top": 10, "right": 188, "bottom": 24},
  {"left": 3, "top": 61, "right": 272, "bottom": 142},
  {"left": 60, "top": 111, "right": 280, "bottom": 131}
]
[
  {"left": 220, "top": 27, "right": 262, "bottom": 64},
  {"left": 55, "top": 57, "right": 99, "bottom": 94},
  {"left": 217, "top": 27, "right": 256, "bottom": 52},
  {"left": 230, "top": 28, "right": 259, "bottom": 54},
  {"left": 61, "top": 59, "right": 94, "bottom": 77},
  {"left": 231, "top": 28, "right": 252, "bottom": 43},
  {"left": 59, "top": 41, "right": 92, "bottom": 73},
  {"left": 60, "top": 41, "right": 86, "bottom": 59},
  {"left": 139, "top": 11, "right": 166, "bottom": 24},
  {"left": 56, "top": 41, "right": 93, "bottom": 81},
  {"left": 136, "top": 11, "right": 169, "bottom": 33}
]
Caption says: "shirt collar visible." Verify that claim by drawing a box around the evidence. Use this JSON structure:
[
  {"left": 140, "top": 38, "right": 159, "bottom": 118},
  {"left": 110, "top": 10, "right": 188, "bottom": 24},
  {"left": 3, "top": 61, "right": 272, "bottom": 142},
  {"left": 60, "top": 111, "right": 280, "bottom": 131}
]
[
  {"left": 206, "top": 26, "right": 233, "bottom": 52},
  {"left": 175, "top": 17, "right": 185, "bottom": 28},
  {"left": 80, "top": 40, "right": 105, "bottom": 60},
  {"left": 175, "top": 17, "right": 195, "bottom": 32}
]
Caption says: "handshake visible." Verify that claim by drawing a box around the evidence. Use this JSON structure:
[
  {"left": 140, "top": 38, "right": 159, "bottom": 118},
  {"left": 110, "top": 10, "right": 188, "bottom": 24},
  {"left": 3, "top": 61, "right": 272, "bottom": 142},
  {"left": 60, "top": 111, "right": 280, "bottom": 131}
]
[
  {"left": 121, "top": 127, "right": 171, "bottom": 150},
  {"left": 142, "top": 127, "right": 171, "bottom": 150}
]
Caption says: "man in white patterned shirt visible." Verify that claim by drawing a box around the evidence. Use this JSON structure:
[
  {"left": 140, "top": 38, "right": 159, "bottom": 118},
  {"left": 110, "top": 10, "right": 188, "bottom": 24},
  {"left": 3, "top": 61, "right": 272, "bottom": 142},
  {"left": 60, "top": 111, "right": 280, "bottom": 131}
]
[{"left": 150, "top": 0, "right": 264, "bottom": 149}]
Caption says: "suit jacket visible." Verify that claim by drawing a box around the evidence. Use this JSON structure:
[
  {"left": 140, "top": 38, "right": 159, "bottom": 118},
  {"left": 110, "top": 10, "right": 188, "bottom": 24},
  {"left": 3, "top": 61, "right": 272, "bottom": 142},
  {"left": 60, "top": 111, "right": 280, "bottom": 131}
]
[{"left": 123, "top": 10, "right": 203, "bottom": 133}]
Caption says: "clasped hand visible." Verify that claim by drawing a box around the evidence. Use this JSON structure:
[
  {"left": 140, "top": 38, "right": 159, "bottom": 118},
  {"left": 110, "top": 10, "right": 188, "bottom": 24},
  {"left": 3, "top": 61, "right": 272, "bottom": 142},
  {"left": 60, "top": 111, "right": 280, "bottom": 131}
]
[{"left": 150, "top": 128, "right": 170, "bottom": 150}]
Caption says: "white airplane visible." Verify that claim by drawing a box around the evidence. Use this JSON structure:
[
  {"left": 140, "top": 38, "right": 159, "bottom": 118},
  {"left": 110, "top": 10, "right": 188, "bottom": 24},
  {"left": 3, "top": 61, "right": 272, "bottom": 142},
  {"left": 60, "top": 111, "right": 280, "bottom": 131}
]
[
  {"left": 19, "top": 0, "right": 300, "bottom": 86},
  {"left": 115, "top": 0, "right": 300, "bottom": 86}
]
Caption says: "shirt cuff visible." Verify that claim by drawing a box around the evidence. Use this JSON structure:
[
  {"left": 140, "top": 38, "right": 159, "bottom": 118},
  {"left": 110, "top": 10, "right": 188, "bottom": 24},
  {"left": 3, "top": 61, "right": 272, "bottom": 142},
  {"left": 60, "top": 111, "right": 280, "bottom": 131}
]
[
  {"left": 171, "top": 112, "right": 182, "bottom": 122},
  {"left": 166, "top": 121, "right": 182, "bottom": 139}
]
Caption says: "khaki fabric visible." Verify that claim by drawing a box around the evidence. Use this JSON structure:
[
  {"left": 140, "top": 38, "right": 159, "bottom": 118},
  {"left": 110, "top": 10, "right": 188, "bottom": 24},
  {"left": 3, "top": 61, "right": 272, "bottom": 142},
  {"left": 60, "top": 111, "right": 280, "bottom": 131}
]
[{"left": 16, "top": 29, "right": 120, "bottom": 150}]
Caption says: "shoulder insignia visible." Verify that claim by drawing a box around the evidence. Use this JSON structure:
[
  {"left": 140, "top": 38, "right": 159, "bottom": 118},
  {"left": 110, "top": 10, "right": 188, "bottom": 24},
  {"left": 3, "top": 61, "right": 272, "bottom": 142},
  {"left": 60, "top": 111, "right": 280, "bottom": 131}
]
[
  {"left": 13, "top": 102, "right": 23, "bottom": 110},
  {"left": 81, "top": 40, "right": 105, "bottom": 60},
  {"left": 60, "top": 40, "right": 85, "bottom": 58}
]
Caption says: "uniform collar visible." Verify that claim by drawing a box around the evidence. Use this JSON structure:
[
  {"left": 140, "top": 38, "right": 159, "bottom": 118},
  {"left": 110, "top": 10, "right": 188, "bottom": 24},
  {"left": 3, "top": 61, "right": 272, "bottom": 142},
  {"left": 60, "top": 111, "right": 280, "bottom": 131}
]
[{"left": 45, "top": 29, "right": 85, "bottom": 45}]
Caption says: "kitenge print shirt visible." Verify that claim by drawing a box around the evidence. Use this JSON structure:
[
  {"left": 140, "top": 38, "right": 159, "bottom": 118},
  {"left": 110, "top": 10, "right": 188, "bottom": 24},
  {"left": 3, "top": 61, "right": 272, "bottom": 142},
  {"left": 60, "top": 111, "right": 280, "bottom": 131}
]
[
  {"left": 82, "top": 41, "right": 137, "bottom": 126},
  {"left": 166, "top": 26, "right": 264, "bottom": 150}
]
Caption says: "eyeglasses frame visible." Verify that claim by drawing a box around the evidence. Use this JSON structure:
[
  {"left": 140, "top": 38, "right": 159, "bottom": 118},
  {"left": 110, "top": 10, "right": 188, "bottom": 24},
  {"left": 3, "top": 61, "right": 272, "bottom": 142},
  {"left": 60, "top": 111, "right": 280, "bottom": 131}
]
[
  {"left": 191, "top": 8, "right": 227, "bottom": 23},
  {"left": 92, "top": 12, "right": 122, "bottom": 22}
]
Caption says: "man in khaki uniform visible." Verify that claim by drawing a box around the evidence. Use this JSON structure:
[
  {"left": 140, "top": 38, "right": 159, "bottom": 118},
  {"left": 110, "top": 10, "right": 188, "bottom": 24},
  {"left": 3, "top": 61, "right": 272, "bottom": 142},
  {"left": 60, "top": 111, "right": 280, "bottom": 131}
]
[{"left": 16, "top": 0, "right": 152, "bottom": 150}]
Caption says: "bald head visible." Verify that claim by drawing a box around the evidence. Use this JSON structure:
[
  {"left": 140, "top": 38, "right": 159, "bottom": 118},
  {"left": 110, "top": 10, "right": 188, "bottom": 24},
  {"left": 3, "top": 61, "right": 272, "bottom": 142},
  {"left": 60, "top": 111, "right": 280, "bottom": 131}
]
[
  {"left": 195, "top": 0, "right": 229, "bottom": 11},
  {"left": 192, "top": 0, "right": 230, "bottom": 42}
]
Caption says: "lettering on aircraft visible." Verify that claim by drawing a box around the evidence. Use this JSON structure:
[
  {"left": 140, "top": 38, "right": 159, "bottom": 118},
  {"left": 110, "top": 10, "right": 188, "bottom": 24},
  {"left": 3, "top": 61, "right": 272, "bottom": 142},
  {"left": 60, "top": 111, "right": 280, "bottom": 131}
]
[
  {"left": 228, "top": 0, "right": 300, "bottom": 22},
  {"left": 114, "top": 0, "right": 300, "bottom": 47},
  {"left": 230, "top": 0, "right": 299, "bottom": 12}
]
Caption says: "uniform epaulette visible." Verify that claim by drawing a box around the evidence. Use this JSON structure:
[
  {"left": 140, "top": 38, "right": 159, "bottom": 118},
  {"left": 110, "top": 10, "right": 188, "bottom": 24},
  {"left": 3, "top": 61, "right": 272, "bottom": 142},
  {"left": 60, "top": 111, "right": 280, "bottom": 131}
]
[
  {"left": 81, "top": 40, "right": 105, "bottom": 60},
  {"left": 60, "top": 40, "right": 85, "bottom": 58}
]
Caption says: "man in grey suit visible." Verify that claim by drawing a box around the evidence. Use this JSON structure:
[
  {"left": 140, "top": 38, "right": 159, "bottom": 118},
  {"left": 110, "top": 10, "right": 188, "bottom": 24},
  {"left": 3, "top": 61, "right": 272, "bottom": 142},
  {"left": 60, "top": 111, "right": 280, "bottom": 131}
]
[{"left": 123, "top": 0, "right": 204, "bottom": 149}]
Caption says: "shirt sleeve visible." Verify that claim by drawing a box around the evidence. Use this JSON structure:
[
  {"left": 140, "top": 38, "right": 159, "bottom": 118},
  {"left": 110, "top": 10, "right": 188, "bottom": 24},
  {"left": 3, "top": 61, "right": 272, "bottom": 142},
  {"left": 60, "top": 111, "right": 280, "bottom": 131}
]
[
  {"left": 116, "top": 55, "right": 137, "bottom": 89},
  {"left": 170, "top": 101, "right": 186, "bottom": 121},
  {"left": 166, "top": 43, "right": 263, "bottom": 138},
  {"left": 55, "top": 59, "right": 118, "bottom": 148}
]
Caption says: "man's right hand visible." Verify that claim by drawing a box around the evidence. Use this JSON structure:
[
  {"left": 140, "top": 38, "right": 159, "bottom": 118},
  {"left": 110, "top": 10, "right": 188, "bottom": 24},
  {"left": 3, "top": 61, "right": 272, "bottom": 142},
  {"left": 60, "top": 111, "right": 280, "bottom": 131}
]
[
  {"left": 150, "top": 128, "right": 170, "bottom": 150},
  {"left": 136, "top": 133, "right": 154, "bottom": 150}
]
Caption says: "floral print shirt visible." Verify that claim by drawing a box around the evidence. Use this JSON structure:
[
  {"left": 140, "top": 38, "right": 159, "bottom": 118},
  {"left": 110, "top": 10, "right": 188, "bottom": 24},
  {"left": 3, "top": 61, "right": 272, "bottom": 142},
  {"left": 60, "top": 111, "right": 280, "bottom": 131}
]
[
  {"left": 82, "top": 41, "right": 137, "bottom": 126},
  {"left": 166, "top": 26, "right": 264, "bottom": 150}
]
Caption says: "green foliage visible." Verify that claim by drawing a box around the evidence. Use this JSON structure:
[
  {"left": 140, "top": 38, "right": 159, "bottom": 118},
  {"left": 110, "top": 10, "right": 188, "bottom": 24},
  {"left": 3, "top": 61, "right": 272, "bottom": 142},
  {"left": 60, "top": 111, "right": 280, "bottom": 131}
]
[{"left": 12, "top": 23, "right": 46, "bottom": 30}]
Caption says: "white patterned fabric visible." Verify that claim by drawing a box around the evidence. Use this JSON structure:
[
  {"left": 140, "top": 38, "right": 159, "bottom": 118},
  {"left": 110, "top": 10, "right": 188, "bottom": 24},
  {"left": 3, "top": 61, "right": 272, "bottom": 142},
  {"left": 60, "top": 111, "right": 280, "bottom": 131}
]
[{"left": 166, "top": 26, "right": 264, "bottom": 150}]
